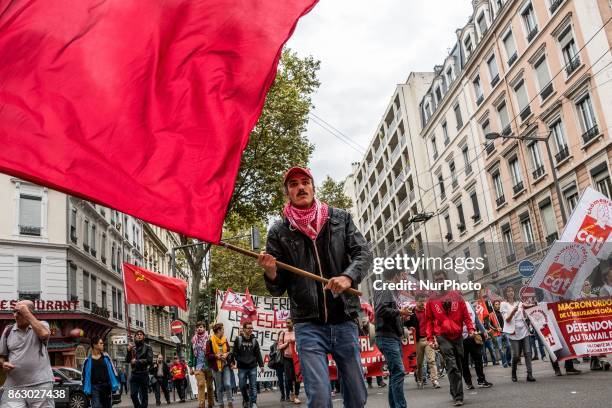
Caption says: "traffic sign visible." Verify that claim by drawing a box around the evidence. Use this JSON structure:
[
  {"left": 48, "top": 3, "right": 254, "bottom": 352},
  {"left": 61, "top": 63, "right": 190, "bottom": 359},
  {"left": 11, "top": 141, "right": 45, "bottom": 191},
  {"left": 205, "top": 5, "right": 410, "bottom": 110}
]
[
  {"left": 518, "top": 260, "right": 536, "bottom": 278},
  {"left": 170, "top": 320, "right": 183, "bottom": 334}
]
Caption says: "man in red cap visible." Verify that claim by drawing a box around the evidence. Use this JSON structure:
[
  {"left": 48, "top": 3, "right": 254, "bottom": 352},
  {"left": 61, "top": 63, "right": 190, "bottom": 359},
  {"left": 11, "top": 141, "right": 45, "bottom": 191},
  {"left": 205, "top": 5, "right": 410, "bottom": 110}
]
[{"left": 258, "top": 166, "right": 371, "bottom": 408}]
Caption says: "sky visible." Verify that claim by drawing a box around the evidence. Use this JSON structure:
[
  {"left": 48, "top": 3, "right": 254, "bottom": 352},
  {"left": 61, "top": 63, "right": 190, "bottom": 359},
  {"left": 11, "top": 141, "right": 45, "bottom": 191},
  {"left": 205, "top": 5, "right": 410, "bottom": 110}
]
[{"left": 286, "top": 0, "right": 474, "bottom": 184}]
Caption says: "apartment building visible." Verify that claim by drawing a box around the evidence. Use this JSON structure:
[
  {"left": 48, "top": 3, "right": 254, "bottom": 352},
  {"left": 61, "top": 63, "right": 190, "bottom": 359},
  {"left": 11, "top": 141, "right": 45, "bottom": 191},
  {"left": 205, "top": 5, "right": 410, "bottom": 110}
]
[
  {"left": 350, "top": 72, "right": 443, "bottom": 301},
  {"left": 0, "top": 173, "right": 192, "bottom": 368},
  {"left": 418, "top": 0, "right": 612, "bottom": 294}
]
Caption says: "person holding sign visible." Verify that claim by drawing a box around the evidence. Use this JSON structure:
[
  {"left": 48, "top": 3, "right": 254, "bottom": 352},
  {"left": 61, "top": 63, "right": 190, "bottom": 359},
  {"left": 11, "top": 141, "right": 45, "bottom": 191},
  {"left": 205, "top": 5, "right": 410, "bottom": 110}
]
[
  {"left": 500, "top": 287, "right": 536, "bottom": 383},
  {"left": 258, "top": 167, "right": 370, "bottom": 408}
]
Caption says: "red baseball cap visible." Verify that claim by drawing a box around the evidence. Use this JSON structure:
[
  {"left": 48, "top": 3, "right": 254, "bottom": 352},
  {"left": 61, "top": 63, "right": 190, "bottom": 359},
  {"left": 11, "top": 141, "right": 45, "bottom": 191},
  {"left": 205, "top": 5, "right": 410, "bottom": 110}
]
[{"left": 283, "top": 166, "right": 313, "bottom": 185}]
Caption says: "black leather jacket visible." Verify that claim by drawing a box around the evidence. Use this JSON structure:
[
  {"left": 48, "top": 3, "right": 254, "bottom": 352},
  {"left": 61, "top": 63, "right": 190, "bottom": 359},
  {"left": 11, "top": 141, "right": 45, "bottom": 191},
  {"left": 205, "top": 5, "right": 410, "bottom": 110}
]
[
  {"left": 264, "top": 207, "right": 371, "bottom": 322},
  {"left": 130, "top": 341, "right": 153, "bottom": 374}
]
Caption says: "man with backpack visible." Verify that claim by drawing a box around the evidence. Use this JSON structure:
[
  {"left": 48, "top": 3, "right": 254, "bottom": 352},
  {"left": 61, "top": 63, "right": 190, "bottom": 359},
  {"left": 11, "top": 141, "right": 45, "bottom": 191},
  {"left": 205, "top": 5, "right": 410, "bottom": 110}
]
[
  {"left": 233, "top": 322, "right": 264, "bottom": 408},
  {"left": 0, "top": 300, "right": 54, "bottom": 408}
]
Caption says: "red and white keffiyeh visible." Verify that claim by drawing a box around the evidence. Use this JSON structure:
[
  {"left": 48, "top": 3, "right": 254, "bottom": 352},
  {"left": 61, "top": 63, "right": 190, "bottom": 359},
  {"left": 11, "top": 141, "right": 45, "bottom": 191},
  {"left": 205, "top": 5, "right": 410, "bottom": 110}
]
[{"left": 283, "top": 198, "right": 330, "bottom": 240}]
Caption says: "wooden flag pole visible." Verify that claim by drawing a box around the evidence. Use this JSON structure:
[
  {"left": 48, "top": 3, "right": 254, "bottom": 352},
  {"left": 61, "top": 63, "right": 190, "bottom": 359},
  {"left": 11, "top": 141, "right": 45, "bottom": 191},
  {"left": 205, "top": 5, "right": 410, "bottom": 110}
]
[{"left": 219, "top": 241, "right": 362, "bottom": 297}]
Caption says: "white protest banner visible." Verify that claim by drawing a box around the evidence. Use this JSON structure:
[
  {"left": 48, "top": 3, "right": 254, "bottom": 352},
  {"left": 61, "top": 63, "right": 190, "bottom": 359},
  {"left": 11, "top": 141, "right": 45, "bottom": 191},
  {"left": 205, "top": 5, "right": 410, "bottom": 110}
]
[
  {"left": 524, "top": 304, "right": 563, "bottom": 361},
  {"left": 559, "top": 186, "right": 612, "bottom": 259},
  {"left": 528, "top": 242, "right": 599, "bottom": 299},
  {"left": 215, "top": 290, "right": 290, "bottom": 382}
]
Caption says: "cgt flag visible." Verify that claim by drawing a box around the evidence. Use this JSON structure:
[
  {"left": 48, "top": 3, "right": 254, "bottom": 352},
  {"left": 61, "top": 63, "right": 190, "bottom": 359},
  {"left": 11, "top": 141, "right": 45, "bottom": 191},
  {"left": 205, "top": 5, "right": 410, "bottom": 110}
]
[
  {"left": 0, "top": 0, "right": 317, "bottom": 244},
  {"left": 122, "top": 263, "right": 188, "bottom": 310}
]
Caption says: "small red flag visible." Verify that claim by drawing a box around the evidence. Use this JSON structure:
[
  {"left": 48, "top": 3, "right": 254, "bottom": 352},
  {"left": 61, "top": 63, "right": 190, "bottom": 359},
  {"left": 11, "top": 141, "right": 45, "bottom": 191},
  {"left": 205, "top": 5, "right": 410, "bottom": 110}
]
[
  {"left": 122, "top": 263, "right": 187, "bottom": 310},
  {"left": 0, "top": 0, "right": 317, "bottom": 243}
]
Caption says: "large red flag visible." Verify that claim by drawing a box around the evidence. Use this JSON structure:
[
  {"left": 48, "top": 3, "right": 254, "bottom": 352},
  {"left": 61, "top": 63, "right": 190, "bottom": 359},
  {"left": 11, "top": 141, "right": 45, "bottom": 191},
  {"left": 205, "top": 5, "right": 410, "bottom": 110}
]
[
  {"left": 122, "top": 263, "right": 188, "bottom": 310},
  {"left": 0, "top": 0, "right": 317, "bottom": 243}
]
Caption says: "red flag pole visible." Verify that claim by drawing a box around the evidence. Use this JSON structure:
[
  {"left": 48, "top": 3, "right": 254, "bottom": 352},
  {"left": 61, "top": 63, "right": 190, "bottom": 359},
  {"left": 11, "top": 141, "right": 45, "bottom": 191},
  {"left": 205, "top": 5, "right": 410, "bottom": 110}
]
[
  {"left": 121, "top": 265, "right": 134, "bottom": 362},
  {"left": 219, "top": 241, "right": 362, "bottom": 297}
]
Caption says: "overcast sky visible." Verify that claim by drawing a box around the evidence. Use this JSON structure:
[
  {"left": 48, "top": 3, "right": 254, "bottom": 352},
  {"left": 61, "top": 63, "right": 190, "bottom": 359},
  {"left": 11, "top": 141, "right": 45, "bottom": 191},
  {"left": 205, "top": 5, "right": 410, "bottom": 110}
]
[{"left": 286, "top": 0, "right": 474, "bottom": 184}]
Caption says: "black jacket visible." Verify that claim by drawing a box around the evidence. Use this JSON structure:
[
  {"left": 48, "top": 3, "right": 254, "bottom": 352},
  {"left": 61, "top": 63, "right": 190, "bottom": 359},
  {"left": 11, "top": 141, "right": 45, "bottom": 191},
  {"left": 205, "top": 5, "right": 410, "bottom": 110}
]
[
  {"left": 130, "top": 341, "right": 153, "bottom": 374},
  {"left": 374, "top": 288, "right": 406, "bottom": 340},
  {"left": 264, "top": 207, "right": 371, "bottom": 323},
  {"left": 232, "top": 335, "right": 264, "bottom": 369},
  {"left": 149, "top": 361, "right": 170, "bottom": 381}
]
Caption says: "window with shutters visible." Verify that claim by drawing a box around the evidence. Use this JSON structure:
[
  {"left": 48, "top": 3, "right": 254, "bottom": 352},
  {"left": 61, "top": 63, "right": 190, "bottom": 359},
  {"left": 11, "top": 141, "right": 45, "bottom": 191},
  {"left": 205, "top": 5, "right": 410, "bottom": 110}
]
[
  {"left": 539, "top": 199, "right": 558, "bottom": 244},
  {"left": 83, "top": 220, "right": 90, "bottom": 250},
  {"left": 576, "top": 94, "right": 597, "bottom": 135},
  {"left": 112, "top": 287, "right": 118, "bottom": 318},
  {"left": 83, "top": 271, "right": 90, "bottom": 308},
  {"left": 454, "top": 104, "right": 463, "bottom": 130},
  {"left": 19, "top": 195, "right": 42, "bottom": 236},
  {"left": 509, "top": 157, "right": 523, "bottom": 188},
  {"left": 90, "top": 225, "right": 97, "bottom": 257},
  {"left": 521, "top": 215, "right": 536, "bottom": 254},
  {"left": 503, "top": 29, "right": 517, "bottom": 66},
  {"left": 591, "top": 163, "right": 612, "bottom": 199},
  {"left": 18, "top": 257, "right": 41, "bottom": 299},
  {"left": 101, "top": 281, "right": 107, "bottom": 310},
  {"left": 522, "top": 3, "right": 538, "bottom": 41},
  {"left": 534, "top": 55, "right": 553, "bottom": 100},
  {"left": 550, "top": 119, "right": 569, "bottom": 161},
  {"left": 514, "top": 80, "right": 530, "bottom": 119},
  {"left": 473, "top": 75, "right": 484, "bottom": 104},
  {"left": 70, "top": 208, "right": 77, "bottom": 243},
  {"left": 69, "top": 263, "right": 77, "bottom": 301},
  {"left": 497, "top": 102, "right": 510, "bottom": 132},
  {"left": 470, "top": 191, "right": 481, "bottom": 221},
  {"left": 563, "top": 184, "right": 579, "bottom": 212},
  {"left": 91, "top": 276, "right": 97, "bottom": 308},
  {"left": 487, "top": 54, "right": 499, "bottom": 86},
  {"left": 558, "top": 25, "right": 580, "bottom": 76}
]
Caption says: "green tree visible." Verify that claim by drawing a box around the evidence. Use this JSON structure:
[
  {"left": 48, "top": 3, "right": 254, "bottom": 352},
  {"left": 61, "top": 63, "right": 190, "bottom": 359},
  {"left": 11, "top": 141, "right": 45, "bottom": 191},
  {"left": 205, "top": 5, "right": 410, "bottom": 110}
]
[
  {"left": 182, "top": 49, "right": 319, "bottom": 336},
  {"left": 318, "top": 175, "right": 352, "bottom": 210}
]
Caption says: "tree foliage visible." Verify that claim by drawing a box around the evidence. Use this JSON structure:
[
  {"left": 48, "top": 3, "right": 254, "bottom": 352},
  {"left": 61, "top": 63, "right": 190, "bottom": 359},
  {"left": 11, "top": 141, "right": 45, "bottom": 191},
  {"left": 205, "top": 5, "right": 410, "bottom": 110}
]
[{"left": 318, "top": 175, "right": 352, "bottom": 210}]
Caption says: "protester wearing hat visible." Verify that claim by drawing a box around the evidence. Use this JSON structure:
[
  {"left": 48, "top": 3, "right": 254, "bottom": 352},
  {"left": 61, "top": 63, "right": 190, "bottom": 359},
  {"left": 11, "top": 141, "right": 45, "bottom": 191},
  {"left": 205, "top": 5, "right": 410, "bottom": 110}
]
[
  {"left": 258, "top": 166, "right": 371, "bottom": 407},
  {"left": 127, "top": 329, "right": 154, "bottom": 408}
]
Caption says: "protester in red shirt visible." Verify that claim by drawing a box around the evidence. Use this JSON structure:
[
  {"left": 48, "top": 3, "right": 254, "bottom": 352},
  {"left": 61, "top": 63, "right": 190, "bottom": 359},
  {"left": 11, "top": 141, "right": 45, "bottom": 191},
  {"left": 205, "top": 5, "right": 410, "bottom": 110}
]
[
  {"left": 170, "top": 355, "right": 187, "bottom": 402},
  {"left": 413, "top": 293, "right": 440, "bottom": 389},
  {"left": 425, "top": 270, "right": 475, "bottom": 407}
]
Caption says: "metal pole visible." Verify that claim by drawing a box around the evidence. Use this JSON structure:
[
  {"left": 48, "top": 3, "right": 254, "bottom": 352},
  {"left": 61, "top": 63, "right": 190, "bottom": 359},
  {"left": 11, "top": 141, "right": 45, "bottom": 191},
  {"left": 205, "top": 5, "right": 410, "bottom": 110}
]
[
  {"left": 171, "top": 247, "right": 176, "bottom": 278},
  {"left": 543, "top": 136, "right": 567, "bottom": 224}
]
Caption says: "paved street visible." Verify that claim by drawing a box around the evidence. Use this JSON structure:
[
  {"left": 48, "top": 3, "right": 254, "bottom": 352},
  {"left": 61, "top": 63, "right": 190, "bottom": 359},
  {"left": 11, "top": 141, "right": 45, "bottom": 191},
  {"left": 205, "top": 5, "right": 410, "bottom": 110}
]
[{"left": 117, "top": 360, "right": 612, "bottom": 408}]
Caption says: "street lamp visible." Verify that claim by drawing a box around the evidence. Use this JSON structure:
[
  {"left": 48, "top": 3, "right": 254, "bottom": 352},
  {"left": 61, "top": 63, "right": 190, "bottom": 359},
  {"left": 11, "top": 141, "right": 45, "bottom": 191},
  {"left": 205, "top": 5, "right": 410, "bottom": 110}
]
[{"left": 485, "top": 131, "right": 567, "bottom": 224}]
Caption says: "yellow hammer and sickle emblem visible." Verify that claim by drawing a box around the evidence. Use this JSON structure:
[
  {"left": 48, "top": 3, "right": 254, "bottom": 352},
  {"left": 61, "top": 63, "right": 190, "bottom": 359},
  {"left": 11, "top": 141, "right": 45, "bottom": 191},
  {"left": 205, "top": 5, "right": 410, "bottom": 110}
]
[{"left": 134, "top": 272, "right": 147, "bottom": 282}]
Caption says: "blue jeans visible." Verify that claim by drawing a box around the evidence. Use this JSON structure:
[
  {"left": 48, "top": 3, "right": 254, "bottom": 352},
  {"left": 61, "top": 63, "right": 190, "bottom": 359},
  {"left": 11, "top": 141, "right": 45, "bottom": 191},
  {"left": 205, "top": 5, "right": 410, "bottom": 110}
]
[
  {"left": 529, "top": 333, "right": 546, "bottom": 359},
  {"left": 212, "top": 366, "right": 233, "bottom": 404},
  {"left": 238, "top": 367, "right": 258, "bottom": 405},
  {"left": 482, "top": 338, "right": 497, "bottom": 365},
  {"left": 294, "top": 321, "right": 367, "bottom": 408},
  {"left": 493, "top": 334, "right": 512, "bottom": 366},
  {"left": 377, "top": 337, "right": 406, "bottom": 408},
  {"left": 91, "top": 383, "right": 112, "bottom": 408}
]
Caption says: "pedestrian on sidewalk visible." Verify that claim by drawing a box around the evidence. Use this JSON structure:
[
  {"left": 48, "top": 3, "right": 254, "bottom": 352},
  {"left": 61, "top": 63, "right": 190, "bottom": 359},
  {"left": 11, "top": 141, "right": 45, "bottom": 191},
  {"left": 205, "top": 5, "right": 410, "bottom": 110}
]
[
  {"left": 233, "top": 322, "right": 264, "bottom": 408},
  {"left": 374, "top": 267, "right": 412, "bottom": 408},
  {"left": 83, "top": 336, "right": 120, "bottom": 408},
  {"left": 0, "top": 300, "right": 55, "bottom": 408},
  {"left": 491, "top": 300, "right": 511, "bottom": 368},
  {"left": 206, "top": 323, "right": 233, "bottom": 407},
  {"left": 425, "top": 270, "right": 476, "bottom": 407},
  {"left": 278, "top": 319, "right": 301, "bottom": 405},
  {"left": 118, "top": 368, "right": 129, "bottom": 395},
  {"left": 189, "top": 321, "right": 215, "bottom": 408},
  {"left": 150, "top": 354, "right": 171, "bottom": 405},
  {"left": 258, "top": 166, "right": 370, "bottom": 408},
  {"left": 170, "top": 356, "right": 187, "bottom": 403},
  {"left": 127, "top": 330, "right": 154, "bottom": 408},
  {"left": 500, "top": 286, "right": 536, "bottom": 383}
]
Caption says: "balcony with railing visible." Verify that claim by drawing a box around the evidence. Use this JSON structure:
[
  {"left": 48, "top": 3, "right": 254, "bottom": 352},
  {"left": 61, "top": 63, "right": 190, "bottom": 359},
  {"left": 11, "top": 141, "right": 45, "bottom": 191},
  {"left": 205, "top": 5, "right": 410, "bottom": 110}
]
[
  {"left": 540, "top": 83, "right": 554, "bottom": 101},
  {"left": 506, "top": 252, "right": 517, "bottom": 264},
  {"left": 19, "top": 225, "right": 41, "bottom": 236},
  {"left": 491, "top": 74, "right": 500, "bottom": 88},
  {"left": 532, "top": 165, "right": 545, "bottom": 180},
  {"left": 524, "top": 242, "right": 536, "bottom": 255},
  {"left": 527, "top": 27, "right": 538, "bottom": 43},
  {"left": 485, "top": 142, "right": 495, "bottom": 155},
  {"left": 476, "top": 95, "right": 484, "bottom": 106},
  {"left": 512, "top": 181, "right": 524, "bottom": 195},
  {"left": 507, "top": 52, "right": 518, "bottom": 67},
  {"left": 496, "top": 195, "right": 506, "bottom": 207},
  {"left": 471, "top": 213, "right": 481, "bottom": 223},
  {"left": 565, "top": 56, "right": 581, "bottom": 76},
  {"left": 555, "top": 146, "right": 569, "bottom": 163},
  {"left": 581, "top": 124, "right": 599, "bottom": 145},
  {"left": 546, "top": 232, "right": 559, "bottom": 246},
  {"left": 519, "top": 105, "right": 531, "bottom": 121},
  {"left": 550, "top": 0, "right": 565, "bottom": 14}
]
